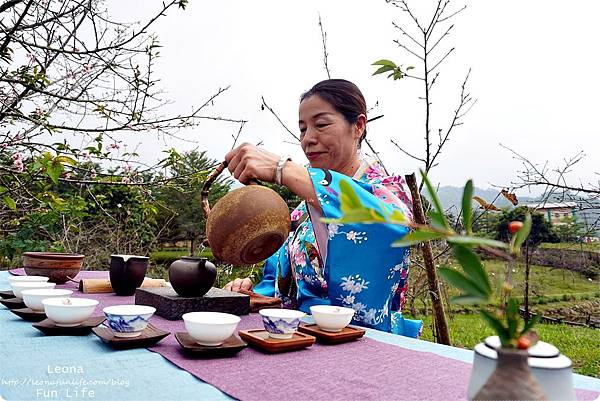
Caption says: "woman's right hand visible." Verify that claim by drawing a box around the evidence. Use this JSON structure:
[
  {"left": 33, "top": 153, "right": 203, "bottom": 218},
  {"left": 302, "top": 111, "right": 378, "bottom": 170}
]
[{"left": 223, "top": 277, "right": 253, "bottom": 292}]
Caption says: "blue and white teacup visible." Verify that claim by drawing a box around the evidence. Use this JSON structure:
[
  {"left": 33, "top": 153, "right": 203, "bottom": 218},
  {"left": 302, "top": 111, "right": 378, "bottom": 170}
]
[
  {"left": 259, "top": 308, "right": 305, "bottom": 339},
  {"left": 103, "top": 305, "right": 156, "bottom": 337}
]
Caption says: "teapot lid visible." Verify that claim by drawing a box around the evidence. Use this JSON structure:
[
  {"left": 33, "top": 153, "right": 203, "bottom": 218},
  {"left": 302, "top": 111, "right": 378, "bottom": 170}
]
[
  {"left": 484, "top": 335, "right": 559, "bottom": 358},
  {"left": 475, "top": 342, "right": 572, "bottom": 370}
]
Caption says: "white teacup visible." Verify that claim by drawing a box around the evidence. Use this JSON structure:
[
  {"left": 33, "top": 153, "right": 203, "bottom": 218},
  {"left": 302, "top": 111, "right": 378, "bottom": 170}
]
[
  {"left": 21, "top": 289, "right": 73, "bottom": 312},
  {"left": 43, "top": 297, "right": 98, "bottom": 327},
  {"left": 310, "top": 305, "right": 355, "bottom": 332},
  {"left": 11, "top": 281, "right": 56, "bottom": 299},
  {"left": 183, "top": 311, "right": 241, "bottom": 346}
]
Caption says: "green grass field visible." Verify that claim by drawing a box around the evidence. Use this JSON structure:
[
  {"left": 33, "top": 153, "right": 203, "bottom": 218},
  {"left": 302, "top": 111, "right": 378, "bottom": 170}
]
[
  {"left": 417, "top": 314, "right": 600, "bottom": 378},
  {"left": 539, "top": 242, "right": 600, "bottom": 252}
]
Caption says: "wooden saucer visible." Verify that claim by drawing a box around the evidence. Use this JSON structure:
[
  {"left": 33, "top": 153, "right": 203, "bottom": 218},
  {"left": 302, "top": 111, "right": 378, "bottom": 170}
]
[
  {"left": 298, "top": 323, "right": 366, "bottom": 344},
  {"left": 93, "top": 324, "right": 169, "bottom": 349},
  {"left": 0, "top": 297, "right": 26, "bottom": 309},
  {"left": 33, "top": 316, "right": 106, "bottom": 336},
  {"left": 238, "top": 329, "right": 315, "bottom": 353},
  {"left": 10, "top": 307, "right": 47, "bottom": 322},
  {"left": 175, "top": 333, "right": 247, "bottom": 357},
  {"left": 0, "top": 289, "right": 15, "bottom": 299}
]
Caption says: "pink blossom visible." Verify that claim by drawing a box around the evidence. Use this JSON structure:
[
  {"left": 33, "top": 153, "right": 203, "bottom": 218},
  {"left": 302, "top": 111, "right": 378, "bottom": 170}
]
[
  {"left": 122, "top": 163, "right": 132, "bottom": 173},
  {"left": 13, "top": 159, "right": 24, "bottom": 172},
  {"left": 80, "top": 150, "right": 91, "bottom": 161},
  {"left": 90, "top": 170, "right": 97, "bottom": 179},
  {"left": 121, "top": 176, "right": 131, "bottom": 184},
  {"left": 11, "top": 152, "right": 23, "bottom": 161},
  {"left": 106, "top": 143, "right": 120, "bottom": 151},
  {"left": 0, "top": 143, "right": 7, "bottom": 149}
]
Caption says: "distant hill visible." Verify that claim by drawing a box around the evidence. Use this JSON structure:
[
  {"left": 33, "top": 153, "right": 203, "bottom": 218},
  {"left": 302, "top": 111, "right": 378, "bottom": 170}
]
[
  {"left": 432, "top": 185, "right": 536, "bottom": 211},
  {"left": 429, "top": 186, "right": 599, "bottom": 237}
]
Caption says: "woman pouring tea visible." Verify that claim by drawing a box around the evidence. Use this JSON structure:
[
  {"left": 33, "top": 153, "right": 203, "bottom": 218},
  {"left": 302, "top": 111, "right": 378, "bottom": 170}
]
[{"left": 224, "top": 79, "right": 419, "bottom": 335}]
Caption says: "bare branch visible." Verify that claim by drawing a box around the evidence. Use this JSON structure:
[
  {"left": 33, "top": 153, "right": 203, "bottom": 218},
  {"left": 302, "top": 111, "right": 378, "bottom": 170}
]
[
  {"left": 391, "top": 138, "right": 426, "bottom": 163},
  {"left": 261, "top": 96, "right": 300, "bottom": 142},
  {"left": 318, "top": 13, "right": 331, "bottom": 79}
]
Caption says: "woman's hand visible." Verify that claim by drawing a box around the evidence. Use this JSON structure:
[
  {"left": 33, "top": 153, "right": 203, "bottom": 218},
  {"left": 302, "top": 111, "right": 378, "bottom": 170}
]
[
  {"left": 224, "top": 277, "right": 253, "bottom": 292},
  {"left": 225, "top": 142, "right": 321, "bottom": 212},
  {"left": 224, "top": 143, "right": 279, "bottom": 185}
]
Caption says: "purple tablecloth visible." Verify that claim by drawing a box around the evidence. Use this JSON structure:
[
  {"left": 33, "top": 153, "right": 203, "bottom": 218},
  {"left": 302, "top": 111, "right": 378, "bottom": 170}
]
[{"left": 10, "top": 269, "right": 600, "bottom": 401}]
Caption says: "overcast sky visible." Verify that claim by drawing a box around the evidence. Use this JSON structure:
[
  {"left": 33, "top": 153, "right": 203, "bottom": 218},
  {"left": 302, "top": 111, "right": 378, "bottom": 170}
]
[{"left": 108, "top": 0, "right": 600, "bottom": 194}]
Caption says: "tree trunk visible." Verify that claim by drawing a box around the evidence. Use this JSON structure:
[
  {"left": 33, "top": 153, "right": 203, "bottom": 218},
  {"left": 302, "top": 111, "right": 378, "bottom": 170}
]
[
  {"left": 405, "top": 173, "right": 451, "bottom": 345},
  {"left": 524, "top": 243, "right": 530, "bottom": 323}
]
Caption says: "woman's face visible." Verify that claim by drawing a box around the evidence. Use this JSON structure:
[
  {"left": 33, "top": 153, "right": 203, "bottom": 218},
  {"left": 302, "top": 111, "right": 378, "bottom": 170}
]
[{"left": 299, "top": 95, "right": 365, "bottom": 173}]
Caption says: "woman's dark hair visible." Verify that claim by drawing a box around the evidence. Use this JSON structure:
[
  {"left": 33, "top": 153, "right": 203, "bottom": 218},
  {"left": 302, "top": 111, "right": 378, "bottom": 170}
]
[{"left": 300, "top": 79, "right": 367, "bottom": 146}]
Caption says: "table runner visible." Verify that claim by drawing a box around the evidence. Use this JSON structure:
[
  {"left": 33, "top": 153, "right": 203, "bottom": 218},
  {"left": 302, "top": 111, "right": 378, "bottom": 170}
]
[{"left": 8, "top": 269, "right": 600, "bottom": 401}]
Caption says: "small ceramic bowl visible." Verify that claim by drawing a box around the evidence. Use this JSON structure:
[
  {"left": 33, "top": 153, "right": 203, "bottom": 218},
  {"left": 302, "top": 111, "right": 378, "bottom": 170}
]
[
  {"left": 103, "top": 305, "right": 156, "bottom": 338},
  {"left": 21, "top": 289, "right": 73, "bottom": 312},
  {"left": 310, "top": 305, "right": 355, "bottom": 332},
  {"left": 8, "top": 275, "right": 50, "bottom": 284},
  {"left": 182, "top": 311, "right": 241, "bottom": 346},
  {"left": 42, "top": 297, "right": 99, "bottom": 327},
  {"left": 11, "top": 281, "right": 56, "bottom": 299},
  {"left": 259, "top": 308, "right": 306, "bottom": 339}
]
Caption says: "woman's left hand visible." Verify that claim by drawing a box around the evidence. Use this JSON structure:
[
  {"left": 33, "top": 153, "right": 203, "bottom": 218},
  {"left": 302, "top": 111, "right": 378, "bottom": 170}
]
[{"left": 224, "top": 143, "right": 280, "bottom": 184}]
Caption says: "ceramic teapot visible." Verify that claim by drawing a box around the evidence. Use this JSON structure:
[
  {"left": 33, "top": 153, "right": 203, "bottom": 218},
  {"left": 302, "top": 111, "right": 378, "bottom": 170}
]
[
  {"left": 202, "top": 161, "right": 291, "bottom": 266},
  {"left": 169, "top": 257, "right": 216, "bottom": 297}
]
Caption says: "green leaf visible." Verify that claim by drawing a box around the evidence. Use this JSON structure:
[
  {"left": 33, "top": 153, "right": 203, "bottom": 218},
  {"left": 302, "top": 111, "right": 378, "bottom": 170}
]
[
  {"left": 324, "top": 209, "right": 386, "bottom": 225},
  {"left": 513, "top": 213, "right": 532, "bottom": 249},
  {"left": 506, "top": 298, "right": 520, "bottom": 339},
  {"left": 452, "top": 245, "right": 492, "bottom": 296},
  {"left": 388, "top": 209, "right": 408, "bottom": 224},
  {"left": 520, "top": 314, "right": 540, "bottom": 336},
  {"left": 46, "top": 161, "right": 63, "bottom": 184},
  {"left": 3, "top": 196, "right": 16, "bottom": 211},
  {"left": 339, "top": 180, "right": 363, "bottom": 213},
  {"left": 450, "top": 295, "right": 487, "bottom": 305},
  {"left": 428, "top": 209, "right": 448, "bottom": 231},
  {"left": 392, "top": 229, "right": 445, "bottom": 247},
  {"left": 447, "top": 236, "right": 509, "bottom": 249},
  {"left": 372, "top": 65, "right": 395, "bottom": 76},
  {"left": 480, "top": 310, "right": 510, "bottom": 345},
  {"left": 461, "top": 179, "right": 474, "bottom": 235},
  {"left": 372, "top": 59, "right": 397, "bottom": 68},
  {"left": 420, "top": 170, "right": 450, "bottom": 230},
  {"left": 54, "top": 156, "right": 76, "bottom": 166},
  {"left": 437, "top": 267, "right": 488, "bottom": 299}
]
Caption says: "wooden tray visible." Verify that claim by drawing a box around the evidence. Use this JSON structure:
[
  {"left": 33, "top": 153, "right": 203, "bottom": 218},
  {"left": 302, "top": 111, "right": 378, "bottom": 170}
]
[
  {"left": 238, "top": 329, "right": 315, "bottom": 353},
  {"left": 298, "top": 323, "right": 366, "bottom": 344},
  {"left": 0, "top": 289, "right": 15, "bottom": 299},
  {"left": 10, "top": 307, "right": 47, "bottom": 322},
  {"left": 93, "top": 324, "right": 169, "bottom": 349},
  {"left": 0, "top": 297, "right": 26, "bottom": 309},
  {"left": 33, "top": 316, "right": 106, "bottom": 336},
  {"left": 175, "top": 333, "right": 247, "bottom": 357}
]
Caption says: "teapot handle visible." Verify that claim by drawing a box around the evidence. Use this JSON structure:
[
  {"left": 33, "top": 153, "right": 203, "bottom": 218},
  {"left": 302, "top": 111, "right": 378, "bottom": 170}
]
[
  {"left": 201, "top": 161, "right": 263, "bottom": 219},
  {"left": 201, "top": 161, "right": 227, "bottom": 219}
]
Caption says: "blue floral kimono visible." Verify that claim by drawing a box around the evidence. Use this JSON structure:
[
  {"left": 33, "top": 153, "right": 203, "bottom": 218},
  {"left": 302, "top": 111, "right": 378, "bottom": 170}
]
[{"left": 254, "top": 159, "right": 421, "bottom": 335}]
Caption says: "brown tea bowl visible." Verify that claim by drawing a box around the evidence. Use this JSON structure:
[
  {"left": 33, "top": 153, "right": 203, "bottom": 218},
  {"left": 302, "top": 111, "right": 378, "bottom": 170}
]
[{"left": 22, "top": 252, "right": 85, "bottom": 284}]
